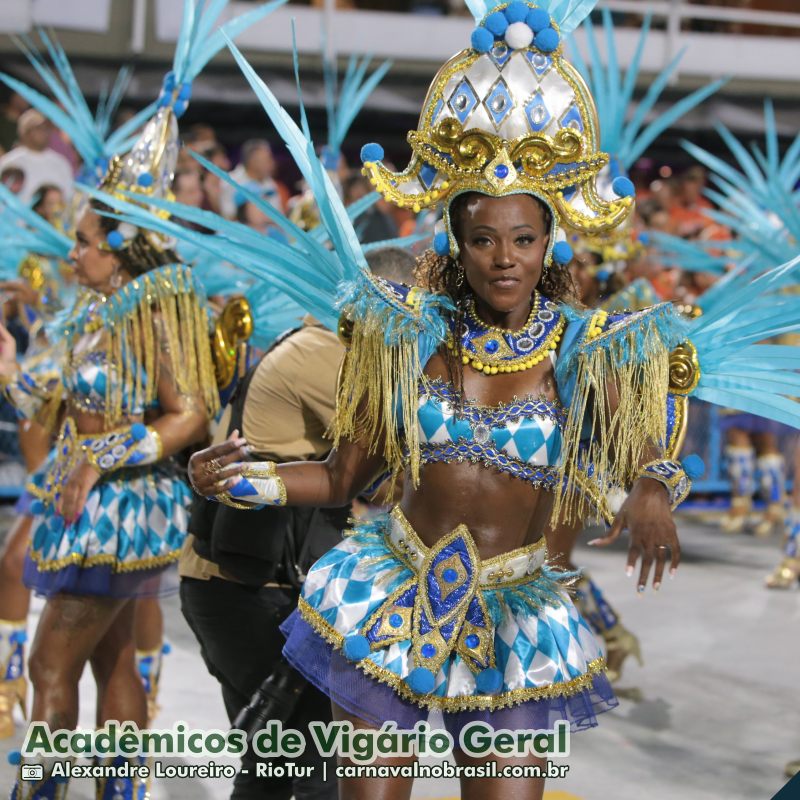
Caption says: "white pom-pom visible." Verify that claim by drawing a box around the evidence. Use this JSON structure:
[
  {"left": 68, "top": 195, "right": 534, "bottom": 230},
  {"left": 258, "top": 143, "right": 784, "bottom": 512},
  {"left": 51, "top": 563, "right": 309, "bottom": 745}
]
[
  {"left": 505, "top": 21, "right": 534, "bottom": 50},
  {"left": 117, "top": 222, "right": 138, "bottom": 241}
]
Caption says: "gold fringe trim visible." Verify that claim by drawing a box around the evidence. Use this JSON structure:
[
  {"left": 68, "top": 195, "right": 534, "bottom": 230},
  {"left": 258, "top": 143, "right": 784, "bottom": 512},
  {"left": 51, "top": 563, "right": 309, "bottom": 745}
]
[
  {"left": 99, "top": 265, "right": 219, "bottom": 426},
  {"left": 553, "top": 320, "right": 671, "bottom": 524},
  {"left": 297, "top": 597, "right": 608, "bottom": 713},
  {"left": 334, "top": 322, "right": 423, "bottom": 485},
  {"left": 27, "top": 547, "right": 180, "bottom": 574}
]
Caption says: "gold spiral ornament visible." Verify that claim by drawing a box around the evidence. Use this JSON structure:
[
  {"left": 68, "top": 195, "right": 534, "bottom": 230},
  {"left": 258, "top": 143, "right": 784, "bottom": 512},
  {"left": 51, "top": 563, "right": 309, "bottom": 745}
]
[
  {"left": 212, "top": 297, "right": 253, "bottom": 391},
  {"left": 668, "top": 342, "right": 700, "bottom": 395}
]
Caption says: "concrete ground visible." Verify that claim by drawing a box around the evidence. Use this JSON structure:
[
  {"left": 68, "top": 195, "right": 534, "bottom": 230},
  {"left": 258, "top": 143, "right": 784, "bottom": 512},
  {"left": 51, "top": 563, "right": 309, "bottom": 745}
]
[{"left": 0, "top": 507, "right": 796, "bottom": 800}]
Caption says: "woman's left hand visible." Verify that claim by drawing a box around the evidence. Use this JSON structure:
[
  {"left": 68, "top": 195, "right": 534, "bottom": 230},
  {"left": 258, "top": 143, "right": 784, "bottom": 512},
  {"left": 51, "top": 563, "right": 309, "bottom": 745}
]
[
  {"left": 588, "top": 478, "right": 680, "bottom": 592},
  {"left": 58, "top": 458, "right": 101, "bottom": 525}
]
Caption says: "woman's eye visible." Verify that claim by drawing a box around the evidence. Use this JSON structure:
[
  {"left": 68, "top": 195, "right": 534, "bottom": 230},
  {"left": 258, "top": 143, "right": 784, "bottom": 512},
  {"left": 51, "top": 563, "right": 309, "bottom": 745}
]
[
  {"left": 473, "top": 236, "right": 492, "bottom": 246},
  {"left": 516, "top": 235, "right": 535, "bottom": 245}
]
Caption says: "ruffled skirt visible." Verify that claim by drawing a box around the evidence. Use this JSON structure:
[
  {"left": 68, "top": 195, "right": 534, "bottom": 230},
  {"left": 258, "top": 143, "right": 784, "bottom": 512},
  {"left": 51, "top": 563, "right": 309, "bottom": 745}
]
[
  {"left": 24, "top": 463, "right": 190, "bottom": 598},
  {"left": 281, "top": 507, "right": 616, "bottom": 733}
]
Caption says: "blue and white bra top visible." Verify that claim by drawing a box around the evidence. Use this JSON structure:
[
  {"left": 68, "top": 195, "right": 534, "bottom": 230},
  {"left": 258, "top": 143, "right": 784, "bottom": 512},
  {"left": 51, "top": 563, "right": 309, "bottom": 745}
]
[
  {"left": 66, "top": 330, "right": 147, "bottom": 417},
  {"left": 416, "top": 377, "right": 565, "bottom": 490}
]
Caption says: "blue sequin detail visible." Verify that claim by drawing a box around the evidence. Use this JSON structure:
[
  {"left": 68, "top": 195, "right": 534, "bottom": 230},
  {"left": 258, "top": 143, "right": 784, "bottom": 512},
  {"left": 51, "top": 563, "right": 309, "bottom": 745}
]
[
  {"left": 389, "top": 613, "right": 403, "bottom": 628},
  {"left": 484, "top": 339, "right": 500, "bottom": 353},
  {"left": 443, "top": 568, "right": 458, "bottom": 583},
  {"left": 421, "top": 643, "right": 436, "bottom": 658},
  {"left": 494, "top": 164, "right": 509, "bottom": 179}
]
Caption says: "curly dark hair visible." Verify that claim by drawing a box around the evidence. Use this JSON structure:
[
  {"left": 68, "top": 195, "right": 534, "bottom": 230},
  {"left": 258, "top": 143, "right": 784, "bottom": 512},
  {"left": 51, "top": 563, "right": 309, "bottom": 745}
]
[
  {"left": 91, "top": 199, "right": 181, "bottom": 278},
  {"left": 415, "top": 192, "right": 578, "bottom": 397}
]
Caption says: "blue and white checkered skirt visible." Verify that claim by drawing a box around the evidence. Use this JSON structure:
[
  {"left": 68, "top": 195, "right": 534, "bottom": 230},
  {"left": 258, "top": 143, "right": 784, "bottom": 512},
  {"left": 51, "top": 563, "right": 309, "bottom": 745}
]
[
  {"left": 24, "top": 464, "right": 191, "bottom": 598},
  {"left": 281, "top": 507, "right": 616, "bottom": 733}
]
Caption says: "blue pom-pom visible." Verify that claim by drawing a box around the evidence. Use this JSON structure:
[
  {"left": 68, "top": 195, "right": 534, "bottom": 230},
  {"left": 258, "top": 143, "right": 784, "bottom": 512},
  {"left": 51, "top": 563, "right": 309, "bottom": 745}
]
[
  {"left": 476, "top": 667, "right": 503, "bottom": 694},
  {"left": 612, "top": 176, "right": 636, "bottom": 198},
  {"left": 405, "top": 667, "right": 436, "bottom": 695},
  {"left": 106, "top": 230, "right": 124, "bottom": 250},
  {"left": 173, "top": 100, "right": 189, "bottom": 118},
  {"left": 138, "top": 660, "right": 151, "bottom": 676},
  {"left": 638, "top": 231, "right": 651, "bottom": 246},
  {"left": 137, "top": 173, "right": 154, "bottom": 188},
  {"left": 7, "top": 751, "right": 21, "bottom": 766},
  {"left": 596, "top": 268, "right": 612, "bottom": 283},
  {"left": 682, "top": 454, "right": 706, "bottom": 480},
  {"left": 433, "top": 232, "right": 451, "bottom": 256},
  {"left": 504, "top": 2, "right": 529, "bottom": 23},
  {"left": 342, "top": 635, "right": 370, "bottom": 662},
  {"left": 534, "top": 26, "right": 559, "bottom": 53},
  {"left": 360, "top": 142, "right": 384, "bottom": 164},
  {"left": 552, "top": 241, "right": 573, "bottom": 265},
  {"left": 177, "top": 82, "right": 192, "bottom": 102},
  {"left": 130, "top": 423, "right": 147, "bottom": 441},
  {"left": 162, "top": 71, "right": 176, "bottom": 93},
  {"left": 484, "top": 11, "right": 509, "bottom": 37},
  {"left": 471, "top": 26, "right": 495, "bottom": 53},
  {"left": 162, "top": 642, "right": 172, "bottom": 655},
  {"left": 30, "top": 500, "right": 45, "bottom": 516},
  {"left": 526, "top": 8, "right": 551, "bottom": 32},
  {"left": 9, "top": 631, "right": 27, "bottom": 645}
]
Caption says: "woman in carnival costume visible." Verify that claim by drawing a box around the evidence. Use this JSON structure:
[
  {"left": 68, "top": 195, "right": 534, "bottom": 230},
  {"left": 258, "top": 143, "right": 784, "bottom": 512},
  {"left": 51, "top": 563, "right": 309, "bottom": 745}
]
[
  {"left": 0, "top": 1, "right": 288, "bottom": 796},
  {"left": 105, "top": 2, "right": 800, "bottom": 797}
]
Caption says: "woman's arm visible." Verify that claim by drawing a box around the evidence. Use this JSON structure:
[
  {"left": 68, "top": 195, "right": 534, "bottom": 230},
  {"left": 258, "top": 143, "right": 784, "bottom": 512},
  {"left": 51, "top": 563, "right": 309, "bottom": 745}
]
[{"left": 188, "top": 431, "right": 388, "bottom": 510}]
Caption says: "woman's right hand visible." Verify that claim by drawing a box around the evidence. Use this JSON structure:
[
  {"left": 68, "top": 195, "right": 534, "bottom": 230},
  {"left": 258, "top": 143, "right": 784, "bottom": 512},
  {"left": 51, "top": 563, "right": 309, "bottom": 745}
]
[
  {"left": 188, "top": 429, "right": 249, "bottom": 497},
  {"left": 0, "top": 322, "right": 17, "bottom": 376}
]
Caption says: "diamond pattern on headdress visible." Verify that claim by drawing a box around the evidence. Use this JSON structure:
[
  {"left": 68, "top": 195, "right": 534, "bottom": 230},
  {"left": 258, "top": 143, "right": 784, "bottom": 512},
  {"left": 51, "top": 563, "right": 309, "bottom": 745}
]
[
  {"left": 525, "top": 50, "right": 553, "bottom": 79},
  {"left": 524, "top": 91, "right": 551, "bottom": 132},
  {"left": 418, "top": 162, "right": 439, "bottom": 190},
  {"left": 560, "top": 101, "right": 585, "bottom": 133},
  {"left": 488, "top": 42, "right": 512, "bottom": 70},
  {"left": 448, "top": 77, "right": 479, "bottom": 125},
  {"left": 431, "top": 98, "right": 445, "bottom": 125},
  {"left": 484, "top": 78, "right": 516, "bottom": 129}
]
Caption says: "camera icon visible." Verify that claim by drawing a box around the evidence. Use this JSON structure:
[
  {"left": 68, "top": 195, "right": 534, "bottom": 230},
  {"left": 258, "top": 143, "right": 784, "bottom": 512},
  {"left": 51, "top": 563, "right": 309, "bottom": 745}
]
[{"left": 21, "top": 764, "right": 43, "bottom": 782}]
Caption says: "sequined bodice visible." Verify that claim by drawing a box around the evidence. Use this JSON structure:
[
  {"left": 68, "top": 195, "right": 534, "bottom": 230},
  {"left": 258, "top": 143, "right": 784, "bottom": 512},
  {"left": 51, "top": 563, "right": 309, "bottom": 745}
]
[{"left": 416, "top": 378, "right": 564, "bottom": 489}]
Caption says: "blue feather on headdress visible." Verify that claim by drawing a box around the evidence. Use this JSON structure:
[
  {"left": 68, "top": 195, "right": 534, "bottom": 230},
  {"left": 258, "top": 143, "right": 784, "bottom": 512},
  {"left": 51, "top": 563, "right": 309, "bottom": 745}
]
[{"left": 0, "top": 183, "right": 72, "bottom": 260}]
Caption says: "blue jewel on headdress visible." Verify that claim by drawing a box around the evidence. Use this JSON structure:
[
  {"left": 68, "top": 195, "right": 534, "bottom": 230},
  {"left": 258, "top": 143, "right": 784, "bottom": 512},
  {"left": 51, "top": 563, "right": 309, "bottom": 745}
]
[
  {"left": 534, "top": 27, "right": 560, "bottom": 53},
  {"left": 552, "top": 241, "right": 573, "bottom": 265},
  {"left": 465, "top": 634, "right": 480, "bottom": 649},
  {"left": 137, "top": 173, "right": 154, "bottom": 188},
  {"left": 360, "top": 142, "right": 384, "bottom": 164},
  {"left": 494, "top": 164, "right": 510, "bottom": 179},
  {"left": 442, "top": 568, "right": 459, "bottom": 583},
  {"left": 421, "top": 643, "right": 437, "bottom": 658},
  {"left": 612, "top": 176, "right": 635, "bottom": 198},
  {"left": 389, "top": 613, "right": 404, "bottom": 629}
]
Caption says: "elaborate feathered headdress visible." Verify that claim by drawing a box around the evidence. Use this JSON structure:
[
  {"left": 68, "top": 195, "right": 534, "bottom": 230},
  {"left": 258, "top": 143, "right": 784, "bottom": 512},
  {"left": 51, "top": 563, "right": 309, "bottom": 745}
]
[{"left": 359, "top": 0, "right": 635, "bottom": 266}]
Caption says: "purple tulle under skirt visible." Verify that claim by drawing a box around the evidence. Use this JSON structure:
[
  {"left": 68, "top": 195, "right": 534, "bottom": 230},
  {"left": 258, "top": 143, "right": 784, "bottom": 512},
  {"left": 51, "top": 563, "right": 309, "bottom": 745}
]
[{"left": 281, "top": 612, "right": 618, "bottom": 735}]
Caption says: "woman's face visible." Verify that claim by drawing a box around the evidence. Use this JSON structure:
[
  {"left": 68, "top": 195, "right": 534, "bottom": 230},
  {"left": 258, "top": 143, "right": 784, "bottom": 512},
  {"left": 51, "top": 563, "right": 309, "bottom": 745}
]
[
  {"left": 457, "top": 193, "right": 550, "bottom": 321},
  {"left": 69, "top": 209, "right": 121, "bottom": 294}
]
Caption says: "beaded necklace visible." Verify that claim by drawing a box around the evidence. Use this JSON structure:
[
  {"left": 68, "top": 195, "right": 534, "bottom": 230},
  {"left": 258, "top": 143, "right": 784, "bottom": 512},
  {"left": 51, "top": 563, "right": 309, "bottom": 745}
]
[{"left": 447, "top": 292, "right": 564, "bottom": 375}]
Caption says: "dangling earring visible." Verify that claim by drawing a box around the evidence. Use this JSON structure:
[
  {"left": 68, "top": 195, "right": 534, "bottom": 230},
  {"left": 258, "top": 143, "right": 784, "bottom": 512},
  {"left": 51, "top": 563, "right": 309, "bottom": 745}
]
[
  {"left": 455, "top": 262, "right": 465, "bottom": 289},
  {"left": 110, "top": 265, "right": 122, "bottom": 290}
]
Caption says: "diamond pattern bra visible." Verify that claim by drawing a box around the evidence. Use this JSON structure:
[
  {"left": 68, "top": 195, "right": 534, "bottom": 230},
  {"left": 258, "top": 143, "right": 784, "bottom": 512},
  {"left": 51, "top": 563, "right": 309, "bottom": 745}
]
[{"left": 416, "top": 378, "right": 565, "bottom": 490}]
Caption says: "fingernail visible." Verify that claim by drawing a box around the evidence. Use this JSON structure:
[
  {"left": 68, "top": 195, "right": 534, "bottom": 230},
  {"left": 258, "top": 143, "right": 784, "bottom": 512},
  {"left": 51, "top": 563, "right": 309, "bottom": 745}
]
[
  {"left": 587, "top": 539, "right": 599, "bottom": 547},
  {"left": 637, "top": 585, "right": 645, "bottom": 594},
  {"left": 654, "top": 582, "right": 661, "bottom": 591},
  {"left": 243, "top": 445, "right": 255, "bottom": 454},
  {"left": 625, "top": 566, "right": 634, "bottom": 577}
]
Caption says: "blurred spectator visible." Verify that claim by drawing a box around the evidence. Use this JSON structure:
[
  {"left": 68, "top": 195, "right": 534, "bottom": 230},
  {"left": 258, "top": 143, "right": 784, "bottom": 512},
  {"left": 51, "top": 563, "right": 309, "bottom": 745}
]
[
  {"left": 174, "top": 170, "right": 205, "bottom": 208},
  {"left": 670, "top": 166, "right": 714, "bottom": 238},
  {"left": 184, "top": 123, "right": 219, "bottom": 150},
  {"left": 344, "top": 173, "right": 398, "bottom": 243},
  {"left": 0, "top": 110, "right": 73, "bottom": 202},
  {"left": 31, "top": 184, "right": 65, "bottom": 226},
  {"left": 219, "top": 139, "right": 288, "bottom": 219},
  {"left": 0, "top": 90, "right": 29, "bottom": 155},
  {"left": 0, "top": 167, "right": 25, "bottom": 194}
]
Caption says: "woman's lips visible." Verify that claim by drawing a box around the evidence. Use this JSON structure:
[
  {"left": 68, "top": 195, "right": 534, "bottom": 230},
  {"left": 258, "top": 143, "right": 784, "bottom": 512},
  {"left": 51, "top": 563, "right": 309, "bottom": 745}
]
[{"left": 490, "top": 277, "right": 520, "bottom": 288}]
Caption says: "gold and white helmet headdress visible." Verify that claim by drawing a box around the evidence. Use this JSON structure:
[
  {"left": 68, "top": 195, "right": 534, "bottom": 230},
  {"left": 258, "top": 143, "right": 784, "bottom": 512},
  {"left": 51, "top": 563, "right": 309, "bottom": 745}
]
[{"left": 360, "top": 0, "right": 634, "bottom": 266}]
